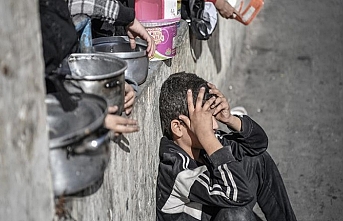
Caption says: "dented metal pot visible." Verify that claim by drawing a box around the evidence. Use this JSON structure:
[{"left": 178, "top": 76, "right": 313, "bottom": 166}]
[
  {"left": 63, "top": 53, "right": 127, "bottom": 113},
  {"left": 46, "top": 93, "right": 110, "bottom": 197}
]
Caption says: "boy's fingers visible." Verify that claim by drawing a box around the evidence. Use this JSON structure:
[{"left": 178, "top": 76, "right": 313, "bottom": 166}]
[
  {"left": 211, "top": 97, "right": 224, "bottom": 108},
  {"left": 203, "top": 96, "right": 216, "bottom": 111},
  {"left": 208, "top": 83, "right": 221, "bottom": 95},
  {"left": 213, "top": 102, "right": 226, "bottom": 115},
  {"left": 179, "top": 115, "right": 191, "bottom": 128},
  {"left": 186, "top": 89, "right": 195, "bottom": 113},
  {"left": 195, "top": 87, "right": 205, "bottom": 110},
  {"left": 207, "top": 82, "right": 216, "bottom": 89},
  {"left": 209, "top": 88, "right": 224, "bottom": 98},
  {"left": 208, "top": 82, "right": 225, "bottom": 98}
]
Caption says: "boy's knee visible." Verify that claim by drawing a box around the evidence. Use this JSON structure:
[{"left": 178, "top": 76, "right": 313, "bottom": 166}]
[
  {"left": 214, "top": 207, "right": 256, "bottom": 221},
  {"left": 243, "top": 151, "right": 278, "bottom": 174}
]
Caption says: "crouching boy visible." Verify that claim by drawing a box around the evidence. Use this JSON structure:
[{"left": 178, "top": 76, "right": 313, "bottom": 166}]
[{"left": 156, "top": 72, "right": 297, "bottom": 221}]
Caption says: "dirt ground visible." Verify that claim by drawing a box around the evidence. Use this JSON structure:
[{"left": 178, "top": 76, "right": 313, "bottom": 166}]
[{"left": 227, "top": 0, "right": 343, "bottom": 220}]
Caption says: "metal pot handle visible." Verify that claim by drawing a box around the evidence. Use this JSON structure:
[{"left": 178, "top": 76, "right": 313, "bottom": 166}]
[
  {"left": 104, "top": 69, "right": 128, "bottom": 89},
  {"left": 72, "top": 133, "right": 109, "bottom": 154},
  {"left": 104, "top": 80, "right": 121, "bottom": 88}
]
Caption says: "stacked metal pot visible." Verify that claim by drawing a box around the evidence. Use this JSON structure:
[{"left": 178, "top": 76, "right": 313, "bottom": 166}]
[
  {"left": 47, "top": 39, "right": 149, "bottom": 197},
  {"left": 92, "top": 36, "right": 149, "bottom": 85},
  {"left": 47, "top": 93, "right": 109, "bottom": 196}
]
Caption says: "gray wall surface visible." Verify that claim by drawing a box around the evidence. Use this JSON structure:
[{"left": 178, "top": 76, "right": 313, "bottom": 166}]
[{"left": 0, "top": 0, "right": 54, "bottom": 220}]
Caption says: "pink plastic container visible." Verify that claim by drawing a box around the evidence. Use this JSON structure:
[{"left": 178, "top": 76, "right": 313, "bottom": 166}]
[
  {"left": 135, "top": 0, "right": 180, "bottom": 21},
  {"left": 135, "top": 0, "right": 163, "bottom": 20},
  {"left": 141, "top": 18, "right": 180, "bottom": 61}
]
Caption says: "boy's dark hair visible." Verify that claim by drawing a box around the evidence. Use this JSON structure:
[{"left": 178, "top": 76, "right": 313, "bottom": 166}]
[{"left": 159, "top": 72, "right": 214, "bottom": 139}]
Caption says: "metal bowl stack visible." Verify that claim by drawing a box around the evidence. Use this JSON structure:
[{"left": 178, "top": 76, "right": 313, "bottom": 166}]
[{"left": 92, "top": 36, "right": 149, "bottom": 85}]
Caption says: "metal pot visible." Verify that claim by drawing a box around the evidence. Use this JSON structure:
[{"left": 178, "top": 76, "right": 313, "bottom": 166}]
[
  {"left": 46, "top": 93, "right": 110, "bottom": 197},
  {"left": 64, "top": 53, "right": 127, "bottom": 113},
  {"left": 92, "top": 36, "right": 149, "bottom": 85}
]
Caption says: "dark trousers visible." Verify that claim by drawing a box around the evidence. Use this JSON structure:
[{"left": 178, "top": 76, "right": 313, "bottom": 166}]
[{"left": 214, "top": 151, "right": 297, "bottom": 221}]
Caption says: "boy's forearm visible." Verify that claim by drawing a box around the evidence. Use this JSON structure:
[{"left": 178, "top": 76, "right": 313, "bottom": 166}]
[
  {"left": 188, "top": 146, "right": 254, "bottom": 206},
  {"left": 221, "top": 115, "right": 268, "bottom": 158},
  {"left": 199, "top": 134, "right": 223, "bottom": 156},
  {"left": 224, "top": 115, "right": 242, "bottom": 132}
]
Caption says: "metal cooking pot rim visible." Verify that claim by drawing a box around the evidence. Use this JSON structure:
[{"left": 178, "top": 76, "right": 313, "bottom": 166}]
[
  {"left": 65, "top": 53, "right": 127, "bottom": 80},
  {"left": 92, "top": 36, "right": 147, "bottom": 48},
  {"left": 92, "top": 36, "right": 148, "bottom": 59},
  {"left": 46, "top": 93, "right": 108, "bottom": 149}
]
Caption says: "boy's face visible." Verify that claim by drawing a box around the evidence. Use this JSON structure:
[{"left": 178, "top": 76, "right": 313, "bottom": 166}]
[{"left": 182, "top": 116, "right": 219, "bottom": 149}]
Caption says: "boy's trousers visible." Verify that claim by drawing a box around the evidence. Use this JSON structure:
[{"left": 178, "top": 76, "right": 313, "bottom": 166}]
[{"left": 214, "top": 151, "right": 297, "bottom": 221}]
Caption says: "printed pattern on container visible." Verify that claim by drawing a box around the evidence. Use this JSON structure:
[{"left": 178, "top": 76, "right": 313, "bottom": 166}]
[{"left": 146, "top": 23, "right": 177, "bottom": 61}]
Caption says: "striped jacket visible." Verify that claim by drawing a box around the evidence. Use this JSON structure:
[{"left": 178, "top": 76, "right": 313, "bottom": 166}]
[{"left": 156, "top": 115, "right": 268, "bottom": 221}]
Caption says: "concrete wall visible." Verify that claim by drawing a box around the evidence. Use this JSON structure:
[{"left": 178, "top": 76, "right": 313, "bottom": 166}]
[
  {"left": 68, "top": 19, "right": 245, "bottom": 220},
  {"left": 0, "top": 0, "right": 54, "bottom": 220}
]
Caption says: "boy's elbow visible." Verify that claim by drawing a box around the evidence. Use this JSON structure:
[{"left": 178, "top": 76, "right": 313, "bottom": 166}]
[
  {"left": 261, "top": 134, "right": 268, "bottom": 151},
  {"left": 237, "top": 191, "right": 254, "bottom": 205},
  {"left": 221, "top": 191, "right": 254, "bottom": 208},
  {"left": 234, "top": 184, "right": 255, "bottom": 206}
]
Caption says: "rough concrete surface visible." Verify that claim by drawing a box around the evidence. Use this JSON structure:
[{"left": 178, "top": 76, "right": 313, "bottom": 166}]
[
  {"left": 227, "top": 0, "right": 343, "bottom": 220},
  {"left": 0, "top": 0, "right": 54, "bottom": 220}
]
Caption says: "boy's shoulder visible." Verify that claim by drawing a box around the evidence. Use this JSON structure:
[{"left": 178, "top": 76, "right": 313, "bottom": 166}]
[
  {"left": 160, "top": 137, "right": 189, "bottom": 161},
  {"left": 159, "top": 137, "right": 197, "bottom": 172}
]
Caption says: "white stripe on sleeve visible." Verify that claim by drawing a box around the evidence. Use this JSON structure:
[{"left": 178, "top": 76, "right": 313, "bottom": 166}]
[{"left": 223, "top": 164, "right": 238, "bottom": 201}]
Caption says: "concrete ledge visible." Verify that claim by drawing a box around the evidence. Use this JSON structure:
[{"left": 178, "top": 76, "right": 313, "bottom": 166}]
[{"left": 67, "top": 18, "right": 246, "bottom": 221}]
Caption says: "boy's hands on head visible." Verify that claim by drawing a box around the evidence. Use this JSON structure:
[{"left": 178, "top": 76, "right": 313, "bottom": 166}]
[
  {"left": 179, "top": 87, "right": 222, "bottom": 156},
  {"left": 208, "top": 83, "right": 242, "bottom": 131},
  {"left": 179, "top": 88, "right": 215, "bottom": 137},
  {"left": 207, "top": 83, "right": 232, "bottom": 123}
]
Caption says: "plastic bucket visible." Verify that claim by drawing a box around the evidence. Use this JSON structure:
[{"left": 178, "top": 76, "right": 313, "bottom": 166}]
[
  {"left": 135, "top": 0, "right": 181, "bottom": 20},
  {"left": 141, "top": 18, "right": 180, "bottom": 61}
]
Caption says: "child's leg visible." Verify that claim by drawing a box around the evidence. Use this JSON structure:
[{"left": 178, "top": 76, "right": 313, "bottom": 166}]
[{"left": 242, "top": 151, "right": 297, "bottom": 221}]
